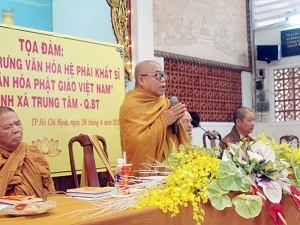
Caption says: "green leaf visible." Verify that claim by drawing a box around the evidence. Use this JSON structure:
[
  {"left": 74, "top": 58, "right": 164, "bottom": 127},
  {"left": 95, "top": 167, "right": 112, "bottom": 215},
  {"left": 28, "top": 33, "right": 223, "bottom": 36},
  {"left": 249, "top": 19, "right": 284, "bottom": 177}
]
[
  {"left": 218, "top": 161, "right": 243, "bottom": 191},
  {"left": 210, "top": 193, "right": 232, "bottom": 210},
  {"left": 237, "top": 168, "right": 251, "bottom": 192},
  {"left": 219, "top": 176, "right": 243, "bottom": 191},
  {"left": 232, "top": 194, "right": 262, "bottom": 219},
  {"left": 207, "top": 180, "right": 232, "bottom": 210},
  {"left": 294, "top": 166, "right": 300, "bottom": 183},
  {"left": 208, "top": 179, "right": 230, "bottom": 195},
  {"left": 264, "top": 160, "right": 274, "bottom": 172},
  {"left": 290, "top": 158, "right": 300, "bottom": 184}
]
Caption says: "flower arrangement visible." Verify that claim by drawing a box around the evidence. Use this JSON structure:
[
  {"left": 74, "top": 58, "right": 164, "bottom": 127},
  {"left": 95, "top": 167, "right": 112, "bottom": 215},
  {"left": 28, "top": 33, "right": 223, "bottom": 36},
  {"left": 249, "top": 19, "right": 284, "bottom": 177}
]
[
  {"left": 134, "top": 131, "right": 300, "bottom": 225},
  {"left": 134, "top": 145, "right": 219, "bottom": 225},
  {"left": 207, "top": 131, "right": 300, "bottom": 225}
]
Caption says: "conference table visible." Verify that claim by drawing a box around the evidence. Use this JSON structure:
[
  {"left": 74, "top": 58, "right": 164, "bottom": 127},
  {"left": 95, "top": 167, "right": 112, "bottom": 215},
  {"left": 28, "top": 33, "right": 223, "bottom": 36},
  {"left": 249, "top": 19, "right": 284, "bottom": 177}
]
[{"left": 0, "top": 193, "right": 298, "bottom": 225}]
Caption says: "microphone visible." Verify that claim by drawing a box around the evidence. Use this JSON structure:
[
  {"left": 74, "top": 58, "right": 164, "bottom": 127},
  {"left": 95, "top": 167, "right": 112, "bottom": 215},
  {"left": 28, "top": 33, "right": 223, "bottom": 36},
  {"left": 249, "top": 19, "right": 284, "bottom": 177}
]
[
  {"left": 170, "top": 96, "right": 179, "bottom": 135},
  {"left": 197, "top": 115, "right": 228, "bottom": 148}
]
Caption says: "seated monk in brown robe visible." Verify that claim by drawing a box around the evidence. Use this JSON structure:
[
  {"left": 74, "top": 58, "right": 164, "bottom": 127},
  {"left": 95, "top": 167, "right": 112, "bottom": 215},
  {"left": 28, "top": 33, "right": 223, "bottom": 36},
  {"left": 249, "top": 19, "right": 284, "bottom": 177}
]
[
  {"left": 219, "top": 107, "right": 256, "bottom": 150},
  {"left": 0, "top": 106, "right": 55, "bottom": 197},
  {"left": 119, "top": 60, "right": 191, "bottom": 176}
]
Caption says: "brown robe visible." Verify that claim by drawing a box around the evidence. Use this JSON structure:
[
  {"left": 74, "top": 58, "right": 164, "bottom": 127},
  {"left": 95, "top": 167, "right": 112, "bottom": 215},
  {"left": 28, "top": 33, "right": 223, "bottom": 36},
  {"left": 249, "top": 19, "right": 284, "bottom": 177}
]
[
  {"left": 0, "top": 143, "right": 55, "bottom": 197},
  {"left": 119, "top": 87, "right": 191, "bottom": 176},
  {"left": 219, "top": 126, "right": 255, "bottom": 150}
]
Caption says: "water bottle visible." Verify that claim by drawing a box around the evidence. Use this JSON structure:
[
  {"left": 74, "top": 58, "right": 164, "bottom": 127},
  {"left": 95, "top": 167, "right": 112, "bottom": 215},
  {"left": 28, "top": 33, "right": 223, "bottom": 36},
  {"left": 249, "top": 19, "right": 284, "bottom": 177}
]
[{"left": 115, "top": 158, "right": 125, "bottom": 192}]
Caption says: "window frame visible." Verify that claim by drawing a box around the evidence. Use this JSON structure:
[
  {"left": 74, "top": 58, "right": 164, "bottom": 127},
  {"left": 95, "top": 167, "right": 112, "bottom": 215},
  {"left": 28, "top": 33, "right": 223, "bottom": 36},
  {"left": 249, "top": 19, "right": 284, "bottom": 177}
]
[{"left": 270, "top": 62, "right": 300, "bottom": 125}]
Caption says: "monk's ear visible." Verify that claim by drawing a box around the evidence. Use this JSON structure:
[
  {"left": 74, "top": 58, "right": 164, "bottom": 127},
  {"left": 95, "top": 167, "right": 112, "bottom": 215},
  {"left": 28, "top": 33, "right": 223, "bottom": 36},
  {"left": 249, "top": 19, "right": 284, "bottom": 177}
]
[
  {"left": 137, "top": 75, "right": 145, "bottom": 86},
  {"left": 236, "top": 119, "right": 242, "bottom": 125}
]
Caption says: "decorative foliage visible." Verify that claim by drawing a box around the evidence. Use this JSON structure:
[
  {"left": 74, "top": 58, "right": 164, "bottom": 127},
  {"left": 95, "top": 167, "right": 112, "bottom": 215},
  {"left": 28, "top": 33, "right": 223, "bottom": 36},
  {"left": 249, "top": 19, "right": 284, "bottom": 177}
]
[
  {"left": 135, "top": 131, "right": 300, "bottom": 225},
  {"left": 207, "top": 131, "right": 300, "bottom": 225},
  {"left": 134, "top": 145, "right": 219, "bottom": 225}
]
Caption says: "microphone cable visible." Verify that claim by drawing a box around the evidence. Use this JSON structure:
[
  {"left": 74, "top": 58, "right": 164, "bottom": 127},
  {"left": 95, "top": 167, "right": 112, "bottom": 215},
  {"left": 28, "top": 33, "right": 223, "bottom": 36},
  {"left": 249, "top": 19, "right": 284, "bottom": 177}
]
[{"left": 197, "top": 124, "right": 228, "bottom": 148}]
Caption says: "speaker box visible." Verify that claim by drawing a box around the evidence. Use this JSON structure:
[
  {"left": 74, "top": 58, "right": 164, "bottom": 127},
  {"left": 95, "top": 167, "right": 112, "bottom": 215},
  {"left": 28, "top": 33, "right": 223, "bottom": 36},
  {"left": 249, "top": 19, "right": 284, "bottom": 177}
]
[
  {"left": 256, "top": 80, "right": 264, "bottom": 90},
  {"left": 257, "top": 45, "right": 280, "bottom": 63}
]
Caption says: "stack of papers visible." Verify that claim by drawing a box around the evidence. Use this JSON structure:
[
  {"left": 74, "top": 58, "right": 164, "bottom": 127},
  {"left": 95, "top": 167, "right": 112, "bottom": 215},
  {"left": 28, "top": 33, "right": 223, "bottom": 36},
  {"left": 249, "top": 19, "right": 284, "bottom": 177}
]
[
  {"left": 139, "top": 176, "right": 166, "bottom": 183},
  {"left": 66, "top": 187, "right": 116, "bottom": 198}
]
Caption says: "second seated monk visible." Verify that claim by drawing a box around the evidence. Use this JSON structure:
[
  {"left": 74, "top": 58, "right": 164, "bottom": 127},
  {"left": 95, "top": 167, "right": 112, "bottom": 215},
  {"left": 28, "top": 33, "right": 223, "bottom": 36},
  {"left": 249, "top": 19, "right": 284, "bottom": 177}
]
[{"left": 219, "top": 106, "right": 255, "bottom": 150}]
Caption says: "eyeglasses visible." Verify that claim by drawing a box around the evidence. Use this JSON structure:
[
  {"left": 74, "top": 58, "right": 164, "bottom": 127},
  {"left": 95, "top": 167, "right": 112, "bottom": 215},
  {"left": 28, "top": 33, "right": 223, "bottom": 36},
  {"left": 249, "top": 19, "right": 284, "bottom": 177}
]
[
  {"left": 245, "top": 118, "right": 255, "bottom": 123},
  {"left": 141, "top": 73, "right": 168, "bottom": 81},
  {"left": 181, "top": 119, "right": 192, "bottom": 125}
]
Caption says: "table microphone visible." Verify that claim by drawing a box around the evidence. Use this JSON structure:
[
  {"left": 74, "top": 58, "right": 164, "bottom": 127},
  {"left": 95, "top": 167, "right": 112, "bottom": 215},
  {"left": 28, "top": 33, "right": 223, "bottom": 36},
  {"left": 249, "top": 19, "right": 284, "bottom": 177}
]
[{"left": 170, "top": 96, "right": 179, "bottom": 134}]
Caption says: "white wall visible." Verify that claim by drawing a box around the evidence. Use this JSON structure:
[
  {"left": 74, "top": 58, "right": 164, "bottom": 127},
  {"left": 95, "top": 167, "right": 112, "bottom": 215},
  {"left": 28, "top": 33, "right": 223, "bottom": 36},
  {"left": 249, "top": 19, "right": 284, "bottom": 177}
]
[
  {"left": 241, "top": 71, "right": 254, "bottom": 109},
  {"left": 129, "top": 0, "right": 155, "bottom": 91},
  {"left": 254, "top": 24, "right": 300, "bottom": 142},
  {"left": 191, "top": 122, "right": 234, "bottom": 146}
]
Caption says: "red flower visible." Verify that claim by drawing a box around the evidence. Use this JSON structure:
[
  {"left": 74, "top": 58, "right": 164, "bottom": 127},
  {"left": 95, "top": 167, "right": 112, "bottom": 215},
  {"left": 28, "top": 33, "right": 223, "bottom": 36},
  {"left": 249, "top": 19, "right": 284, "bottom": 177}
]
[
  {"left": 269, "top": 203, "right": 287, "bottom": 225},
  {"left": 290, "top": 185, "right": 300, "bottom": 209},
  {"left": 250, "top": 184, "right": 267, "bottom": 206}
]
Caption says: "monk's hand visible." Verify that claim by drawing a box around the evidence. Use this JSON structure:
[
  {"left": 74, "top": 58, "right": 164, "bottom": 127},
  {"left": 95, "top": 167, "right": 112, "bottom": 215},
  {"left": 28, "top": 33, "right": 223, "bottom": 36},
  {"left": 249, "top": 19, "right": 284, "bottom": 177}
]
[{"left": 164, "top": 102, "right": 187, "bottom": 126}]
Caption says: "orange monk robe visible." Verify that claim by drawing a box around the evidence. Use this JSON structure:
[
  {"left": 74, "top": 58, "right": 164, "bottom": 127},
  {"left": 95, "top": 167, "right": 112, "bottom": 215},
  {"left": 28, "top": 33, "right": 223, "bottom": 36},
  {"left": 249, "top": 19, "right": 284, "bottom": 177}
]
[
  {"left": 119, "top": 87, "right": 192, "bottom": 176},
  {"left": 0, "top": 143, "right": 55, "bottom": 197},
  {"left": 219, "top": 126, "right": 256, "bottom": 150}
]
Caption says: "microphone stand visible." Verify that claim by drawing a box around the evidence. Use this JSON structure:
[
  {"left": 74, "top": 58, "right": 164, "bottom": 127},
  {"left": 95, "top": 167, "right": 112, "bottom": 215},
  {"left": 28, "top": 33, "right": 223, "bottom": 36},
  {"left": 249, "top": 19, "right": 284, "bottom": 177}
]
[{"left": 198, "top": 124, "right": 228, "bottom": 148}]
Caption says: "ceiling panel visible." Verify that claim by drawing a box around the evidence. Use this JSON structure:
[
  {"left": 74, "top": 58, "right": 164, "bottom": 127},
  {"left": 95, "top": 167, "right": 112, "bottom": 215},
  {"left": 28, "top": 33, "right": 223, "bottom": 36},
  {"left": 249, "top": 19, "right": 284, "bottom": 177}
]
[{"left": 253, "top": 0, "right": 300, "bottom": 29}]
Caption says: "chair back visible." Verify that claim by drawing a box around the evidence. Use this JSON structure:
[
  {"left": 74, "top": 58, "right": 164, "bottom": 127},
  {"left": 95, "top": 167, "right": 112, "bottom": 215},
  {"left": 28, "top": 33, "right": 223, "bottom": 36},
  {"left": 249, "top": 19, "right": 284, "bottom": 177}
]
[
  {"left": 68, "top": 134, "right": 112, "bottom": 188},
  {"left": 279, "top": 135, "right": 299, "bottom": 147},
  {"left": 203, "top": 130, "right": 222, "bottom": 148}
]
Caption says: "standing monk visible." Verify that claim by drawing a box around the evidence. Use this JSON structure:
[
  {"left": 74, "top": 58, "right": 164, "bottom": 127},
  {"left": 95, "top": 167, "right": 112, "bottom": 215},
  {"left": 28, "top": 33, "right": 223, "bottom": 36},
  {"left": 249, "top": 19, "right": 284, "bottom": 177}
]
[{"left": 119, "top": 60, "right": 191, "bottom": 176}]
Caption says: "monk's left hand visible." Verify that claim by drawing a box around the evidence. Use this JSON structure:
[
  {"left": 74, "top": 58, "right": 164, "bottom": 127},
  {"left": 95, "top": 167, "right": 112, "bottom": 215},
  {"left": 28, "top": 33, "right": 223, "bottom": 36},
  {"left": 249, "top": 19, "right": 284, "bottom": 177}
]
[{"left": 163, "top": 102, "right": 186, "bottom": 126}]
